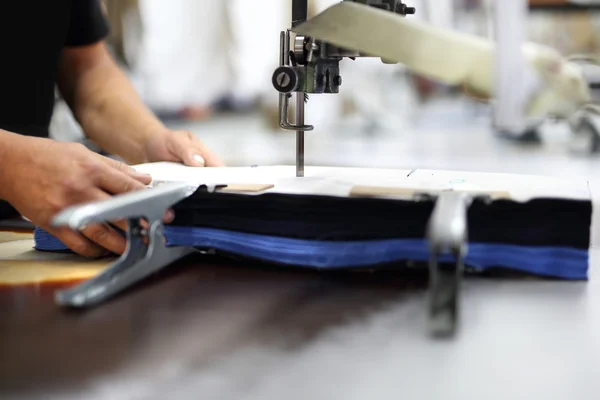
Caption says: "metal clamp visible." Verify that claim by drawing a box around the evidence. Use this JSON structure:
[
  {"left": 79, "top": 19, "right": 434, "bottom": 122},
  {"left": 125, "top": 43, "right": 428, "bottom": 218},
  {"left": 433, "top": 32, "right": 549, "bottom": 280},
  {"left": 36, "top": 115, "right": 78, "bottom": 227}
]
[
  {"left": 275, "top": 30, "right": 314, "bottom": 131},
  {"left": 51, "top": 182, "right": 205, "bottom": 308},
  {"left": 425, "top": 191, "right": 473, "bottom": 337}
]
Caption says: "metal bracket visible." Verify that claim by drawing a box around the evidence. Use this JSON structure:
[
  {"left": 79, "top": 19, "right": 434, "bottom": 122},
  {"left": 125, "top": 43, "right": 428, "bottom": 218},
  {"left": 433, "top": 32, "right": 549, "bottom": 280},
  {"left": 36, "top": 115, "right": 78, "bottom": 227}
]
[
  {"left": 276, "top": 30, "right": 314, "bottom": 132},
  {"left": 274, "top": 29, "right": 313, "bottom": 178},
  {"left": 51, "top": 182, "right": 205, "bottom": 308},
  {"left": 425, "top": 191, "right": 473, "bottom": 337}
]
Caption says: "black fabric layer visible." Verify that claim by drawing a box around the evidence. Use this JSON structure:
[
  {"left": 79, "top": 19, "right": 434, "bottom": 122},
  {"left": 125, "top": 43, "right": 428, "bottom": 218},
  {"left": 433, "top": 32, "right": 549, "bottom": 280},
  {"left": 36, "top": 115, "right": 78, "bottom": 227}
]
[{"left": 171, "top": 191, "right": 592, "bottom": 250}]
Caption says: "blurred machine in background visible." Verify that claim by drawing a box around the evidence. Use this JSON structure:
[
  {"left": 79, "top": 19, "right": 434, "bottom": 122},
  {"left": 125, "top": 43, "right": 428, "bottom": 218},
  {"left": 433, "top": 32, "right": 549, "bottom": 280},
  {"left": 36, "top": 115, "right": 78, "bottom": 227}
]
[
  {"left": 491, "top": 0, "right": 600, "bottom": 153},
  {"left": 49, "top": 0, "right": 600, "bottom": 165},
  {"left": 271, "top": 0, "right": 418, "bottom": 176}
]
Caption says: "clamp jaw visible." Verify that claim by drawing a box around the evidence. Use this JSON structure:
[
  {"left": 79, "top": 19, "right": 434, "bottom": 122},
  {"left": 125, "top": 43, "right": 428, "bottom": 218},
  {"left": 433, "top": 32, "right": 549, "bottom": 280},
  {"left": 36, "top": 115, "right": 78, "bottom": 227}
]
[{"left": 273, "top": 0, "right": 416, "bottom": 177}]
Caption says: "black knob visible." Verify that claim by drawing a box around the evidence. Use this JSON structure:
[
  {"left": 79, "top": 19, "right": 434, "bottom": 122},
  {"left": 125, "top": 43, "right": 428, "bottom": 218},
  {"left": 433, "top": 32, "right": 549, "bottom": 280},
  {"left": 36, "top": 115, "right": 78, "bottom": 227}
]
[
  {"left": 272, "top": 66, "right": 298, "bottom": 94},
  {"left": 396, "top": 2, "right": 416, "bottom": 15}
]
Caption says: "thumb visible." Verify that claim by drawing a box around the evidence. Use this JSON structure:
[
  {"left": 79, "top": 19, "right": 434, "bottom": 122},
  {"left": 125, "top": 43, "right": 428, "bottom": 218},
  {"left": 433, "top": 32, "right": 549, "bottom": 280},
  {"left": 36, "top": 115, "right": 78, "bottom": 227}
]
[
  {"left": 178, "top": 146, "right": 206, "bottom": 167},
  {"left": 96, "top": 154, "right": 153, "bottom": 185},
  {"left": 169, "top": 131, "right": 226, "bottom": 167},
  {"left": 165, "top": 131, "right": 205, "bottom": 167},
  {"left": 186, "top": 152, "right": 206, "bottom": 167}
]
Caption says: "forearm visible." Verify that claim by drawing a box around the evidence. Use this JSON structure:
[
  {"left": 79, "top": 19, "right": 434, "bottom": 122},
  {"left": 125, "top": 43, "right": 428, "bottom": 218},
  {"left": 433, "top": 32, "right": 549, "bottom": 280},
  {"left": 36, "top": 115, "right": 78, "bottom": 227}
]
[
  {"left": 0, "top": 130, "right": 14, "bottom": 200},
  {"left": 0, "top": 129, "right": 36, "bottom": 201},
  {"left": 58, "top": 43, "right": 168, "bottom": 165}
]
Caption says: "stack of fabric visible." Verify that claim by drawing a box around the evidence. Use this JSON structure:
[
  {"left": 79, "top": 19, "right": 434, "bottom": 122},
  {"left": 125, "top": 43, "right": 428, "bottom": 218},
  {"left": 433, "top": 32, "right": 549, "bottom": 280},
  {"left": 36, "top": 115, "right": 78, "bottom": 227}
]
[{"left": 33, "top": 164, "right": 593, "bottom": 280}]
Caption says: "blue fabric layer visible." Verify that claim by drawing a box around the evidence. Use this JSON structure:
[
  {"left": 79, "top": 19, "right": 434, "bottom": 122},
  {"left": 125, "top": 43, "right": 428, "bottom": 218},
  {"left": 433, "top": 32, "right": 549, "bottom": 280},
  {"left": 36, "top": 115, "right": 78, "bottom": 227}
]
[{"left": 33, "top": 227, "right": 588, "bottom": 280}]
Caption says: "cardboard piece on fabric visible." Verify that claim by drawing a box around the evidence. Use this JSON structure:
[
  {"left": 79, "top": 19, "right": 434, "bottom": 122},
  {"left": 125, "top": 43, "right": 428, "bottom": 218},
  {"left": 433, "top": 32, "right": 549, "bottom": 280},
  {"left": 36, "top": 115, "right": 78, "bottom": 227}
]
[{"left": 218, "top": 184, "right": 275, "bottom": 193}]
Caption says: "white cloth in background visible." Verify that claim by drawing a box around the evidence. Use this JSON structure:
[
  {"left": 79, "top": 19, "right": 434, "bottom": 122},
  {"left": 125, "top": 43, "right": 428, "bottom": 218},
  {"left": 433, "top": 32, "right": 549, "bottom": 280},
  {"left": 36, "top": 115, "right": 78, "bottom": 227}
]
[
  {"left": 134, "top": 0, "right": 232, "bottom": 111},
  {"left": 113, "top": 0, "right": 420, "bottom": 131},
  {"left": 129, "top": 0, "right": 385, "bottom": 114},
  {"left": 129, "top": 0, "right": 294, "bottom": 109},
  {"left": 227, "top": 0, "right": 290, "bottom": 103}
]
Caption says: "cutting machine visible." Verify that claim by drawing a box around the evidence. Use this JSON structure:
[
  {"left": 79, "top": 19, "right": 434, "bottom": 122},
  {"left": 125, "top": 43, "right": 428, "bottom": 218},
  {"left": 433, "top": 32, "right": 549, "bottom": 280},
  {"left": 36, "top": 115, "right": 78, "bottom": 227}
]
[{"left": 272, "top": 0, "right": 416, "bottom": 177}]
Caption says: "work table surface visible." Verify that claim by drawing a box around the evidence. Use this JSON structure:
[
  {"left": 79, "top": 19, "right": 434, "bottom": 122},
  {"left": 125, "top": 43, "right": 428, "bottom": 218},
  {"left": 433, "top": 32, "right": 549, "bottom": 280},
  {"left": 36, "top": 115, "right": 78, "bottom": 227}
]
[{"left": 1, "top": 224, "right": 600, "bottom": 400}]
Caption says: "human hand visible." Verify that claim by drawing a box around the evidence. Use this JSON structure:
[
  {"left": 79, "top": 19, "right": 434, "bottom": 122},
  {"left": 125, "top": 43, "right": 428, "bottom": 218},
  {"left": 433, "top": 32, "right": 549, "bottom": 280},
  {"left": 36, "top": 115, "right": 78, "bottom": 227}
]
[
  {"left": 143, "top": 129, "right": 225, "bottom": 167},
  {"left": 1, "top": 137, "right": 163, "bottom": 258}
]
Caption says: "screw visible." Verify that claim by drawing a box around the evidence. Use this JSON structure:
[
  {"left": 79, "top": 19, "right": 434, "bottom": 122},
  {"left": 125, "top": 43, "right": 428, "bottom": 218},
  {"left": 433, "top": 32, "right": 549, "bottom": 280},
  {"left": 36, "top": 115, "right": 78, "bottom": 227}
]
[
  {"left": 396, "top": 3, "right": 416, "bottom": 15},
  {"left": 306, "top": 42, "right": 319, "bottom": 52},
  {"left": 276, "top": 72, "right": 291, "bottom": 88}
]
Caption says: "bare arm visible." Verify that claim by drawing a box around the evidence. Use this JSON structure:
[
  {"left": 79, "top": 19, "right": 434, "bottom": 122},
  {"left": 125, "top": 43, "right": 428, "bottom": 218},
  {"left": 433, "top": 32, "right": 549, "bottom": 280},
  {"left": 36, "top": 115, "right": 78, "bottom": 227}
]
[
  {"left": 56, "top": 41, "right": 168, "bottom": 165},
  {"left": 0, "top": 129, "right": 28, "bottom": 201}
]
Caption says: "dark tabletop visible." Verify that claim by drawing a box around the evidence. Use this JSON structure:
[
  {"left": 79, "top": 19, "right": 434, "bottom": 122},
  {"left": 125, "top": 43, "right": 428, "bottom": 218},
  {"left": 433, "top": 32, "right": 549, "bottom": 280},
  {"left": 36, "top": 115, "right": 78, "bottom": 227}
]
[{"left": 1, "top": 248, "right": 600, "bottom": 400}]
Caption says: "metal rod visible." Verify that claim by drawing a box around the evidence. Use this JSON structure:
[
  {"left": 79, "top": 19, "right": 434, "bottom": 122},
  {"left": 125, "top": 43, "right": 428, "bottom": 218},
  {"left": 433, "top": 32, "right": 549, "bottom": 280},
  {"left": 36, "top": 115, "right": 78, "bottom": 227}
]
[
  {"left": 279, "top": 31, "right": 286, "bottom": 66},
  {"left": 278, "top": 31, "right": 289, "bottom": 129},
  {"left": 296, "top": 93, "right": 305, "bottom": 177},
  {"left": 284, "top": 30, "right": 291, "bottom": 65},
  {"left": 291, "top": 0, "right": 308, "bottom": 177}
]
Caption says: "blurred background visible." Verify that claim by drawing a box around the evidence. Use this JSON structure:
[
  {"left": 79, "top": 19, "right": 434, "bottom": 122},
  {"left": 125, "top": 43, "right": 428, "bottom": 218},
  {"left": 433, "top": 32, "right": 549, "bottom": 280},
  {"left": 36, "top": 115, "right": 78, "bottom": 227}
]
[{"left": 51, "top": 0, "right": 600, "bottom": 180}]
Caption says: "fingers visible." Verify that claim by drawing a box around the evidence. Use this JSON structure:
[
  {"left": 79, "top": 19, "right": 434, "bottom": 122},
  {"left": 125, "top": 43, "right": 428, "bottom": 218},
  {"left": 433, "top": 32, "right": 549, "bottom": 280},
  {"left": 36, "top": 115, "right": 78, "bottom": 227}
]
[
  {"left": 53, "top": 193, "right": 172, "bottom": 258},
  {"left": 167, "top": 132, "right": 204, "bottom": 167},
  {"left": 66, "top": 215, "right": 172, "bottom": 257},
  {"left": 69, "top": 189, "right": 128, "bottom": 255},
  {"left": 169, "top": 131, "right": 225, "bottom": 167},
  {"left": 48, "top": 152, "right": 175, "bottom": 257},
  {"left": 97, "top": 155, "right": 153, "bottom": 186},
  {"left": 110, "top": 219, "right": 129, "bottom": 233},
  {"left": 50, "top": 227, "right": 106, "bottom": 258},
  {"left": 80, "top": 223, "right": 127, "bottom": 255},
  {"left": 190, "top": 137, "right": 225, "bottom": 167},
  {"left": 52, "top": 223, "right": 127, "bottom": 258},
  {"left": 164, "top": 208, "right": 175, "bottom": 224},
  {"left": 79, "top": 213, "right": 172, "bottom": 255},
  {"left": 95, "top": 162, "right": 149, "bottom": 195},
  {"left": 78, "top": 211, "right": 173, "bottom": 255}
]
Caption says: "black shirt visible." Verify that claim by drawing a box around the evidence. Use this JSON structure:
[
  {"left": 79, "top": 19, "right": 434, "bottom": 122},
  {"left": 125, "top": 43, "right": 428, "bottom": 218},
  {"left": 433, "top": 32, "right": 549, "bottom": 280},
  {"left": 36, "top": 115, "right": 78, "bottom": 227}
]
[
  {"left": 0, "top": 0, "right": 109, "bottom": 138},
  {"left": 0, "top": 0, "right": 110, "bottom": 219}
]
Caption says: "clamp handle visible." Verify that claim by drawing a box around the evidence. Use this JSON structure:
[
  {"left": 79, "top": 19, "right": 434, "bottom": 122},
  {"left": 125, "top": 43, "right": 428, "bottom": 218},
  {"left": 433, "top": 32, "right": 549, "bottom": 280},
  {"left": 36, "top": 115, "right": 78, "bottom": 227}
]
[
  {"left": 52, "top": 182, "right": 202, "bottom": 307},
  {"left": 425, "top": 191, "right": 473, "bottom": 337}
]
